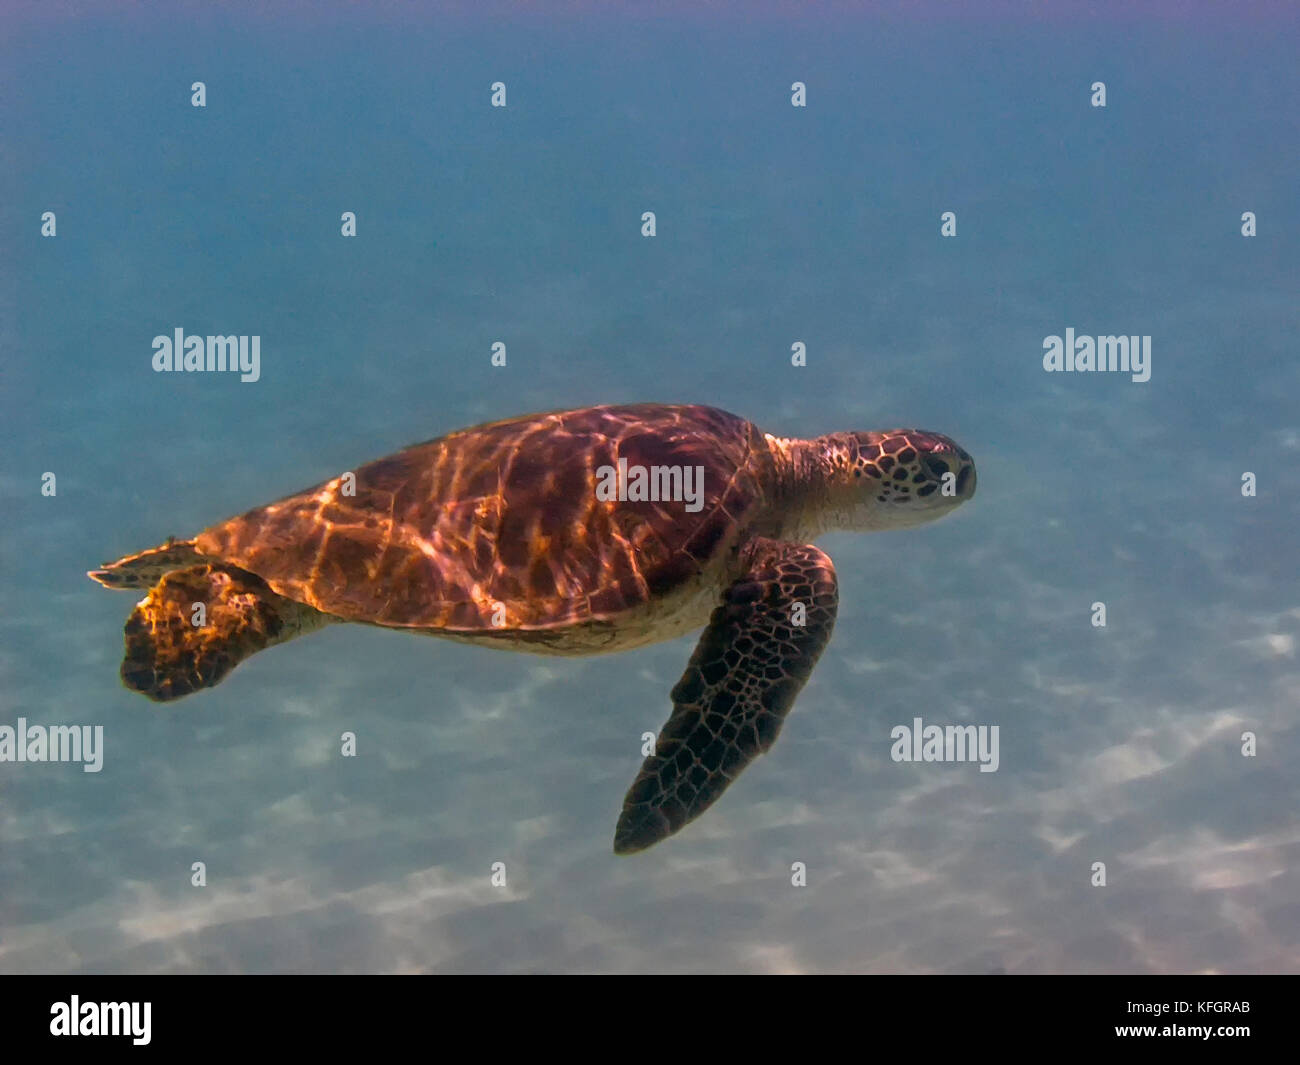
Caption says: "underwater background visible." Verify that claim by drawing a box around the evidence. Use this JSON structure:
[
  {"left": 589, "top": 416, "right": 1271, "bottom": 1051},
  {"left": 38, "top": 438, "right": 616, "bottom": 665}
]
[{"left": 2, "top": 0, "right": 1297, "bottom": 973}]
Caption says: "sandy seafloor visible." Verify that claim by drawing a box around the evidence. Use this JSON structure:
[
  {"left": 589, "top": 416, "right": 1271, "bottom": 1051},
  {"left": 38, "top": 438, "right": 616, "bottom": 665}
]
[{"left": 1, "top": 2, "right": 1298, "bottom": 973}]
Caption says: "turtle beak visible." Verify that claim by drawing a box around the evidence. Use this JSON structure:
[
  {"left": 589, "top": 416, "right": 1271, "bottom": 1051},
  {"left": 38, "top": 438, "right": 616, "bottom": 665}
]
[
  {"left": 923, "top": 446, "right": 975, "bottom": 501},
  {"left": 956, "top": 458, "right": 976, "bottom": 499}
]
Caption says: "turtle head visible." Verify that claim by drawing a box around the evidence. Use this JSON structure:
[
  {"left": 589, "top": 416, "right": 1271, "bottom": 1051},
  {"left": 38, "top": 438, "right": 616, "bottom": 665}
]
[{"left": 821, "top": 429, "right": 976, "bottom": 532}]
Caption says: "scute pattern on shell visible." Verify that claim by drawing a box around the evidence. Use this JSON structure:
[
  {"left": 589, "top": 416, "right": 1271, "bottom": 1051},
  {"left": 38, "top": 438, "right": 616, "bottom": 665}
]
[{"left": 195, "top": 404, "right": 773, "bottom": 631}]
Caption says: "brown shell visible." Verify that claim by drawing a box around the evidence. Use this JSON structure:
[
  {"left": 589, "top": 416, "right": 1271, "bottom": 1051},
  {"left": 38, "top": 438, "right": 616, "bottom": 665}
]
[{"left": 195, "top": 404, "right": 774, "bottom": 631}]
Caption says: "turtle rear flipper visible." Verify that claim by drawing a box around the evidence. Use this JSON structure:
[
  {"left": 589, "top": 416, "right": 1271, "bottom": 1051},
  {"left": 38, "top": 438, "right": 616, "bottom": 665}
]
[{"left": 120, "top": 564, "right": 332, "bottom": 702}]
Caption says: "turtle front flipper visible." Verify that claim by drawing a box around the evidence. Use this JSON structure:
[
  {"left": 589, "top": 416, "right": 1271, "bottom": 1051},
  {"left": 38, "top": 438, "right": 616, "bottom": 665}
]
[
  {"left": 120, "top": 564, "right": 333, "bottom": 702},
  {"left": 614, "top": 538, "right": 839, "bottom": 854}
]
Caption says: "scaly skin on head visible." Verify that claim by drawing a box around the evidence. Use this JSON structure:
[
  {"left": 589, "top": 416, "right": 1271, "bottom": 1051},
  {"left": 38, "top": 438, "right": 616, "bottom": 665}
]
[{"left": 765, "top": 429, "right": 976, "bottom": 538}]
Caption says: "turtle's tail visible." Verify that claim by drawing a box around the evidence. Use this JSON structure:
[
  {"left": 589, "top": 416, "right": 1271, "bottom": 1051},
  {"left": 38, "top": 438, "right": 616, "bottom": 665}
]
[
  {"left": 120, "top": 564, "right": 329, "bottom": 702},
  {"left": 89, "top": 538, "right": 202, "bottom": 590}
]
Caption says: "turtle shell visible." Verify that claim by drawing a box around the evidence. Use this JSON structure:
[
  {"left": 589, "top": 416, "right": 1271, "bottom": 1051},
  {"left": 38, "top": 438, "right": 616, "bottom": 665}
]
[{"left": 195, "top": 404, "right": 773, "bottom": 631}]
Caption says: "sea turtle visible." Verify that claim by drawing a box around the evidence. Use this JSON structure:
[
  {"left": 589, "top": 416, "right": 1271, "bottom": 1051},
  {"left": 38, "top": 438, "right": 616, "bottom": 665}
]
[{"left": 89, "top": 403, "right": 975, "bottom": 853}]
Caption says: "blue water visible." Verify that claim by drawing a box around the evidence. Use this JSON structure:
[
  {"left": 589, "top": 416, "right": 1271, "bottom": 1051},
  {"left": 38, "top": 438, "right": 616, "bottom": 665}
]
[{"left": 2, "top": 2, "right": 1298, "bottom": 973}]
